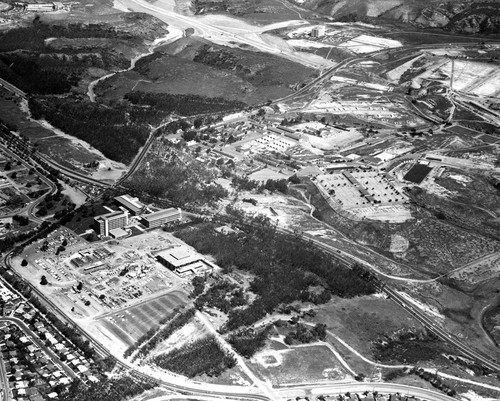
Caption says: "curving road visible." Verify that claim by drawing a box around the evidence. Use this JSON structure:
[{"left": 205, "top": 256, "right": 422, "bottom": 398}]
[{"left": 279, "top": 382, "right": 456, "bottom": 401}]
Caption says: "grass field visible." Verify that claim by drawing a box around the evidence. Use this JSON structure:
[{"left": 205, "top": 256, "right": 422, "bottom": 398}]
[
  {"left": 250, "top": 343, "right": 351, "bottom": 385},
  {"left": 97, "top": 36, "right": 316, "bottom": 105},
  {"left": 99, "top": 291, "right": 188, "bottom": 346},
  {"left": 308, "top": 295, "right": 423, "bottom": 361}
]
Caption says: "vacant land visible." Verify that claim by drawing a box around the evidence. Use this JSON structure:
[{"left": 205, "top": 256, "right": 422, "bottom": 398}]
[
  {"left": 250, "top": 343, "right": 350, "bottom": 385},
  {"left": 308, "top": 295, "right": 423, "bottom": 361},
  {"left": 306, "top": 179, "right": 500, "bottom": 274},
  {"left": 99, "top": 292, "right": 188, "bottom": 346},
  {"left": 96, "top": 37, "right": 316, "bottom": 105}
]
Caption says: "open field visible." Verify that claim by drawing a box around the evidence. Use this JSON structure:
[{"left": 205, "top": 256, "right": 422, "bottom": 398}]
[
  {"left": 98, "top": 291, "right": 189, "bottom": 346},
  {"left": 249, "top": 343, "right": 351, "bottom": 385},
  {"left": 308, "top": 295, "right": 424, "bottom": 361},
  {"left": 96, "top": 36, "right": 317, "bottom": 105}
]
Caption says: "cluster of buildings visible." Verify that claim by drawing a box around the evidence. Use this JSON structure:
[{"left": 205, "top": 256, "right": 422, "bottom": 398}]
[
  {"left": 93, "top": 195, "right": 182, "bottom": 237},
  {"left": 69, "top": 247, "right": 114, "bottom": 269},
  {"left": 0, "top": 285, "right": 97, "bottom": 401}
]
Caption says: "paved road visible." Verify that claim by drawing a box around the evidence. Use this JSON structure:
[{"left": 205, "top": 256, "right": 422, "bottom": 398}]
[
  {"left": 0, "top": 351, "right": 10, "bottom": 401},
  {"left": 0, "top": 317, "right": 77, "bottom": 379},
  {"left": 0, "top": 78, "right": 26, "bottom": 99},
  {"left": 278, "top": 382, "right": 456, "bottom": 401},
  {"left": 0, "top": 142, "right": 57, "bottom": 224},
  {"left": 122, "top": 0, "right": 330, "bottom": 69}
]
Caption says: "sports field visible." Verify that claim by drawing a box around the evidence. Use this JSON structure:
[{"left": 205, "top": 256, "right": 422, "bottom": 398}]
[{"left": 98, "top": 291, "right": 189, "bottom": 346}]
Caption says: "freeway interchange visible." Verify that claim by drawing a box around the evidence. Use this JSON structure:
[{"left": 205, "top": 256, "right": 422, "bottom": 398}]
[{"left": 1, "top": 8, "right": 500, "bottom": 401}]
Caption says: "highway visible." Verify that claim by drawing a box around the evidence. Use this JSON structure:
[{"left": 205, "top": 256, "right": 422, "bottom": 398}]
[
  {"left": 0, "top": 78, "right": 26, "bottom": 99},
  {"left": 279, "top": 382, "right": 456, "bottom": 401},
  {"left": 0, "top": 142, "right": 57, "bottom": 224},
  {"left": 302, "top": 236, "right": 500, "bottom": 374},
  {"left": 121, "top": 0, "right": 330, "bottom": 69},
  {"left": 1, "top": 17, "right": 499, "bottom": 399}
]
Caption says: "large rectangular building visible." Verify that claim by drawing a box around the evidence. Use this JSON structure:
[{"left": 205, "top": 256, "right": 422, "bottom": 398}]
[
  {"left": 141, "top": 208, "right": 182, "bottom": 229},
  {"left": 94, "top": 211, "right": 128, "bottom": 237},
  {"left": 156, "top": 246, "right": 212, "bottom": 277},
  {"left": 114, "top": 195, "right": 146, "bottom": 215}
]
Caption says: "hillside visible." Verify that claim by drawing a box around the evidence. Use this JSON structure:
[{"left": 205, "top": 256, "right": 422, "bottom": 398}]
[
  {"left": 298, "top": 0, "right": 500, "bottom": 34},
  {"left": 94, "top": 36, "right": 317, "bottom": 105}
]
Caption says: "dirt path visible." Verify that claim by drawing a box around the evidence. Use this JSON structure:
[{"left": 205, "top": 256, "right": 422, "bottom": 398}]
[{"left": 86, "top": 29, "right": 183, "bottom": 102}]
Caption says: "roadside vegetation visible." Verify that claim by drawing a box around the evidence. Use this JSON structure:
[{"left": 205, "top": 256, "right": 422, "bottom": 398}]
[
  {"left": 59, "top": 375, "right": 157, "bottom": 401},
  {"left": 124, "top": 308, "right": 196, "bottom": 361},
  {"left": 151, "top": 335, "right": 235, "bottom": 377}
]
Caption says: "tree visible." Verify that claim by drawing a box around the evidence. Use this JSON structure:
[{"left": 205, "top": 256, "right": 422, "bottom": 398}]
[
  {"left": 182, "top": 130, "right": 197, "bottom": 142},
  {"left": 40, "top": 275, "right": 48, "bottom": 285},
  {"left": 76, "top": 281, "right": 83, "bottom": 291},
  {"left": 21, "top": 259, "right": 28, "bottom": 267},
  {"left": 193, "top": 118, "right": 203, "bottom": 129}
]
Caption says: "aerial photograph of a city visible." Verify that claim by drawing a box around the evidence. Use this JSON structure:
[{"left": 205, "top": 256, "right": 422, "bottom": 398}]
[{"left": 0, "top": 0, "right": 499, "bottom": 400}]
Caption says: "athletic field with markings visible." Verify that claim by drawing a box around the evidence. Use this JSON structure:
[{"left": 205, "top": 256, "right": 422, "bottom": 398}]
[{"left": 98, "top": 291, "right": 189, "bottom": 346}]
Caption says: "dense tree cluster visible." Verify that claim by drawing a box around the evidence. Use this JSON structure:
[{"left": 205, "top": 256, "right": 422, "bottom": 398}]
[
  {"left": 124, "top": 91, "right": 247, "bottom": 117},
  {"left": 193, "top": 45, "right": 240, "bottom": 71},
  {"left": 176, "top": 214, "right": 376, "bottom": 331},
  {"left": 0, "top": 54, "right": 78, "bottom": 94},
  {"left": 284, "top": 323, "right": 327, "bottom": 345},
  {"left": 194, "top": 280, "right": 246, "bottom": 313},
  {"left": 59, "top": 375, "right": 156, "bottom": 401},
  {"left": 29, "top": 98, "right": 150, "bottom": 163},
  {"left": 126, "top": 147, "right": 228, "bottom": 205},
  {"left": 0, "top": 23, "right": 134, "bottom": 53},
  {"left": 151, "top": 335, "right": 235, "bottom": 377},
  {"left": 231, "top": 176, "right": 288, "bottom": 194},
  {"left": 228, "top": 327, "right": 269, "bottom": 358},
  {"left": 124, "top": 308, "right": 196, "bottom": 360},
  {"left": 373, "top": 329, "right": 448, "bottom": 364},
  {"left": 0, "top": 22, "right": 137, "bottom": 94},
  {"left": 190, "top": 275, "right": 206, "bottom": 298}
]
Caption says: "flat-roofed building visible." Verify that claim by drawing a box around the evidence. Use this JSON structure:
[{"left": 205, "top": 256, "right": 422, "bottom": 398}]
[
  {"left": 156, "top": 246, "right": 212, "bottom": 276},
  {"left": 114, "top": 194, "right": 146, "bottom": 215},
  {"left": 141, "top": 208, "right": 182, "bottom": 229},
  {"left": 94, "top": 211, "right": 128, "bottom": 237},
  {"left": 25, "top": 3, "right": 55, "bottom": 12}
]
